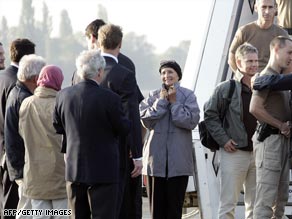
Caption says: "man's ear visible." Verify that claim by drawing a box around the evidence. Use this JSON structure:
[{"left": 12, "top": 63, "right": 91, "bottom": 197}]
[
  {"left": 236, "top": 58, "right": 241, "bottom": 69},
  {"left": 91, "top": 34, "right": 97, "bottom": 44},
  {"left": 254, "top": 2, "right": 258, "bottom": 13}
]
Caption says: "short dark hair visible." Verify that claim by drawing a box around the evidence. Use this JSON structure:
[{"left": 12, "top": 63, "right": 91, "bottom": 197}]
[
  {"left": 98, "top": 24, "right": 123, "bottom": 50},
  {"left": 270, "top": 36, "right": 292, "bottom": 51},
  {"left": 85, "top": 19, "right": 106, "bottom": 38},
  {"left": 0, "top": 42, "right": 2, "bottom": 46},
  {"left": 10, "top": 38, "right": 35, "bottom": 63}
]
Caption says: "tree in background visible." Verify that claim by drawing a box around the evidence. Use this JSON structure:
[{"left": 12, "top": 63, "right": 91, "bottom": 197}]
[
  {"left": 0, "top": 17, "right": 9, "bottom": 48},
  {"left": 0, "top": 0, "right": 190, "bottom": 90},
  {"left": 40, "top": 2, "right": 52, "bottom": 60},
  {"left": 122, "top": 32, "right": 160, "bottom": 91},
  {"left": 97, "top": 4, "right": 108, "bottom": 23},
  {"left": 59, "top": 10, "right": 73, "bottom": 38},
  {"left": 159, "top": 40, "right": 191, "bottom": 73},
  {"left": 18, "top": 0, "right": 36, "bottom": 39}
]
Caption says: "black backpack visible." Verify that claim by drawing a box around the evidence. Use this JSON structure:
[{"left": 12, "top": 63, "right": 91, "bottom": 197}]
[{"left": 198, "top": 79, "right": 235, "bottom": 152}]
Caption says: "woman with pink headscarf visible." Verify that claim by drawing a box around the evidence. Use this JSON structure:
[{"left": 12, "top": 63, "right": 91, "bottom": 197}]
[{"left": 18, "top": 65, "right": 68, "bottom": 218}]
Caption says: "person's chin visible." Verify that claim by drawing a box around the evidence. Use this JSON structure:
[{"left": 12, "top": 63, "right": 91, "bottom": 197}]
[{"left": 165, "top": 83, "right": 174, "bottom": 87}]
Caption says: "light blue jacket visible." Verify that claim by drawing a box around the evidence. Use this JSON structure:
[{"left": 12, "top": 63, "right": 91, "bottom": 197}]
[{"left": 140, "top": 83, "right": 200, "bottom": 178}]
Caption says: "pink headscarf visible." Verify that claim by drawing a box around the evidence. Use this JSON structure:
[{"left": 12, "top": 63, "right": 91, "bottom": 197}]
[{"left": 37, "top": 65, "right": 64, "bottom": 91}]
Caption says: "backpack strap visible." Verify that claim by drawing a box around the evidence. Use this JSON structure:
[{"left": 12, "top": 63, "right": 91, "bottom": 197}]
[
  {"left": 227, "top": 79, "right": 235, "bottom": 103},
  {"left": 220, "top": 79, "right": 235, "bottom": 119}
]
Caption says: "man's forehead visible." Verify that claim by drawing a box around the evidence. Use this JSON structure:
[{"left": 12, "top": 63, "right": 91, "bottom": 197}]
[
  {"left": 242, "top": 52, "right": 258, "bottom": 59},
  {"left": 257, "top": 0, "right": 275, "bottom": 6}
]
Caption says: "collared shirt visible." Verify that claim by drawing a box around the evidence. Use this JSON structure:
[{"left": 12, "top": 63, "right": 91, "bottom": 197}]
[
  {"left": 101, "top": 52, "right": 118, "bottom": 63},
  {"left": 240, "top": 82, "right": 256, "bottom": 151},
  {"left": 11, "top": 62, "right": 19, "bottom": 68}
]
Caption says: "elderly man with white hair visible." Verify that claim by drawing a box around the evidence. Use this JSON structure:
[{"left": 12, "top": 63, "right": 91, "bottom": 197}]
[
  {"left": 53, "top": 49, "right": 130, "bottom": 219},
  {"left": 4, "top": 54, "right": 46, "bottom": 218}
]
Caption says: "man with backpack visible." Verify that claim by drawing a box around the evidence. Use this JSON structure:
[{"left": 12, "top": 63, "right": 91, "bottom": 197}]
[{"left": 204, "top": 43, "right": 258, "bottom": 219}]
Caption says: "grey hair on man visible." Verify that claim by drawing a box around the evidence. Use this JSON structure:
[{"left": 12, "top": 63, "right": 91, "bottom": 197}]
[
  {"left": 17, "top": 54, "right": 46, "bottom": 82},
  {"left": 76, "top": 49, "right": 106, "bottom": 80},
  {"left": 235, "top": 43, "right": 258, "bottom": 61}
]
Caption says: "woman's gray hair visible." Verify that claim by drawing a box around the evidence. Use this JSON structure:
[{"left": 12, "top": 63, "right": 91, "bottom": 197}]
[
  {"left": 76, "top": 49, "right": 106, "bottom": 80},
  {"left": 17, "top": 54, "right": 46, "bottom": 82}
]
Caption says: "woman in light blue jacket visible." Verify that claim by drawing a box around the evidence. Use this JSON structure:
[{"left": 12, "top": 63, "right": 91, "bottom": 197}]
[{"left": 140, "top": 60, "right": 200, "bottom": 219}]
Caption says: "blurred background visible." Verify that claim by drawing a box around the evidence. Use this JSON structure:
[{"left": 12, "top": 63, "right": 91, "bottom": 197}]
[{"left": 0, "top": 0, "right": 209, "bottom": 93}]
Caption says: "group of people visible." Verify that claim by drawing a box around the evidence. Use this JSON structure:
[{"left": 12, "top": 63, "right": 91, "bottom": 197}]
[
  {"left": 0, "top": 0, "right": 291, "bottom": 219},
  {"left": 0, "top": 17, "right": 201, "bottom": 219},
  {"left": 204, "top": 0, "right": 292, "bottom": 218}
]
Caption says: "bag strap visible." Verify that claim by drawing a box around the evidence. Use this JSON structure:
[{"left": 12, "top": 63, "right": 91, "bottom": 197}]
[
  {"left": 220, "top": 79, "right": 235, "bottom": 118},
  {"left": 227, "top": 79, "right": 235, "bottom": 102}
]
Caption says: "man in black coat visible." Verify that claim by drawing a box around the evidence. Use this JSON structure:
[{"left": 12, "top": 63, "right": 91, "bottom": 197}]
[
  {"left": 0, "top": 39, "right": 35, "bottom": 218},
  {"left": 0, "top": 42, "right": 5, "bottom": 70},
  {"left": 53, "top": 49, "right": 130, "bottom": 219},
  {"left": 5, "top": 54, "right": 45, "bottom": 217},
  {"left": 97, "top": 23, "right": 143, "bottom": 219},
  {"left": 72, "top": 19, "right": 144, "bottom": 219}
]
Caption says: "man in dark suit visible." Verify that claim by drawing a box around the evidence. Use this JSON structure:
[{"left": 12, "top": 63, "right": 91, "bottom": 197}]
[
  {"left": 0, "top": 41, "right": 5, "bottom": 218},
  {"left": 72, "top": 19, "right": 144, "bottom": 219},
  {"left": 97, "top": 23, "right": 143, "bottom": 219},
  {"left": 53, "top": 49, "right": 130, "bottom": 219},
  {"left": 0, "top": 39, "right": 35, "bottom": 218},
  {"left": 72, "top": 19, "right": 144, "bottom": 101},
  {"left": 0, "top": 42, "right": 5, "bottom": 70}
]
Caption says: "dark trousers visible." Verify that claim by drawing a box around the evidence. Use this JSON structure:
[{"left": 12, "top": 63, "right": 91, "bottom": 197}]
[
  {"left": 66, "top": 181, "right": 118, "bottom": 219},
  {"left": 146, "top": 175, "right": 188, "bottom": 219},
  {"left": 119, "top": 158, "right": 142, "bottom": 219},
  {"left": 0, "top": 163, "right": 19, "bottom": 219}
]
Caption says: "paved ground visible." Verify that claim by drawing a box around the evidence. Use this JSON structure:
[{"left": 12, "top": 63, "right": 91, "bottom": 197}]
[
  {"left": 142, "top": 197, "right": 151, "bottom": 219},
  {"left": 142, "top": 197, "right": 200, "bottom": 219}
]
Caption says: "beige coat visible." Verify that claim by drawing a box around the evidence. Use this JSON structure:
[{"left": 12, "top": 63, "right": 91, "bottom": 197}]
[{"left": 19, "top": 87, "right": 66, "bottom": 200}]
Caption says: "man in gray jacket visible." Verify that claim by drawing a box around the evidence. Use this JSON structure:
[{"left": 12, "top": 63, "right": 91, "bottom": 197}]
[{"left": 204, "top": 43, "right": 258, "bottom": 219}]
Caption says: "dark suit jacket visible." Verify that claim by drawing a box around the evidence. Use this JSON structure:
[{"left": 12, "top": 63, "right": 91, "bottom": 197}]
[
  {"left": 71, "top": 53, "right": 144, "bottom": 103},
  {"left": 100, "top": 56, "right": 142, "bottom": 162},
  {"left": 53, "top": 80, "right": 130, "bottom": 184},
  {"left": 5, "top": 81, "right": 32, "bottom": 181},
  {"left": 118, "top": 53, "right": 144, "bottom": 103},
  {"left": 0, "top": 65, "right": 18, "bottom": 158}
]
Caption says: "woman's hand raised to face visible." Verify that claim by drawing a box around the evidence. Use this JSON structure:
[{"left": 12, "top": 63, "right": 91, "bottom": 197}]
[{"left": 168, "top": 86, "right": 176, "bottom": 103}]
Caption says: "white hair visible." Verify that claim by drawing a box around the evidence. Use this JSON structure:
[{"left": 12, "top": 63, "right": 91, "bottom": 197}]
[
  {"left": 76, "top": 49, "right": 106, "bottom": 80},
  {"left": 256, "top": 0, "right": 276, "bottom": 6},
  {"left": 17, "top": 54, "right": 46, "bottom": 82}
]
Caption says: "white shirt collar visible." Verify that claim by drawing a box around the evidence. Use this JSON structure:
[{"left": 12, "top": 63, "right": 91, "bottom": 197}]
[
  {"left": 101, "top": 52, "right": 118, "bottom": 63},
  {"left": 11, "top": 62, "right": 19, "bottom": 68}
]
